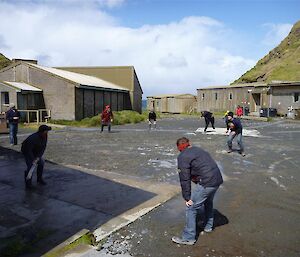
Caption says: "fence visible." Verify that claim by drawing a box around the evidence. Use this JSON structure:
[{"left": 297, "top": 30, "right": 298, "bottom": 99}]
[{"left": 19, "top": 109, "right": 51, "bottom": 124}]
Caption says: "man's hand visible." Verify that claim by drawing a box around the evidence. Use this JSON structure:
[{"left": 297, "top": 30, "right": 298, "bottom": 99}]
[
  {"left": 185, "top": 200, "right": 193, "bottom": 207},
  {"left": 231, "top": 131, "right": 236, "bottom": 136}
]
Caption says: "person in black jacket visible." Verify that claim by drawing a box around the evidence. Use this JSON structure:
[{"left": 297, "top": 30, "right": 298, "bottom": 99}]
[
  {"left": 6, "top": 104, "right": 21, "bottom": 145},
  {"left": 201, "top": 111, "right": 215, "bottom": 132},
  {"left": 21, "top": 125, "right": 51, "bottom": 189},
  {"left": 226, "top": 112, "right": 245, "bottom": 156},
  {"left": 148, "top": 109, "right": 157, "bottom": 130},
  {"left": 172, "top": 137, "right": 223, "bottom": 245}
]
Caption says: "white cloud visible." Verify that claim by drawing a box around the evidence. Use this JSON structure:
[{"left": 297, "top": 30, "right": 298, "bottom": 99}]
[
  {"left": 262, "top": 23, "right": 293, "bottom": 47},
  {"left": 0, "top": 1, "right": 255, "bottom": 97}
]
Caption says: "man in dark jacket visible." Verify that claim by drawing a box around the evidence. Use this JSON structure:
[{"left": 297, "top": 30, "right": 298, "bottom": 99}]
[
  {"left": 21, "top": 125, "right": 51, "bottom": 188},
  {"left": 201, "top": 111, "right": 215, "bottom": 132},
  {"left": 172, "top": 137, "right": 223, "bottom": 245},
  {"left": 148, "top": 109, "right": 157, "bottom": 130},
  {"left": 226, "top": 112, "right": 245, "bottom": 156},
  {"left": 6, "top": 104, "right": 21, "bottom": 145}
]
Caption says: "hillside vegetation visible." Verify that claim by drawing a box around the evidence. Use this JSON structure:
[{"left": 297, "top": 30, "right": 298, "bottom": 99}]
[
  {"left": 233, "top": 20, "right": 300, "bottom": 84},
  {"left": 0, "top": 53, "right": 12, "bottom": 70}
]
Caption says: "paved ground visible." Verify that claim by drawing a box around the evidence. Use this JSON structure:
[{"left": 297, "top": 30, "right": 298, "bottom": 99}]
[{"left": 0, "top": 117, "right": 299, "bottom": 257}]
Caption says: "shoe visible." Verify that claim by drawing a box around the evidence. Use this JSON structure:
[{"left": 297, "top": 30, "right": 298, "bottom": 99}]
[
  {"left": 227, "top": 149, "right": 232, "bottom": 153},
  {"left": 241, "top": 152, "right": 246, "bottom": 157},
  {"left": 204, "top": 228, "right": 213, "bottom": 233},
  {"left": 171, "top": 236, "right": 195, "bottom": 245},
  {"left": 37, "top": 179, "right": 47, "bottom": 185}
]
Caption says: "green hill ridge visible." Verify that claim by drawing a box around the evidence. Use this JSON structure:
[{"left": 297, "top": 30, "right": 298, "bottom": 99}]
[
  {"left": 0, "top": 53, "right": 12, "bottom": 70},
  {"left": 233, "top": 20, "right": 300, "bottom": 84}
]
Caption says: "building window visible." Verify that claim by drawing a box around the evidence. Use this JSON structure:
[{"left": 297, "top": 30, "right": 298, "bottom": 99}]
[
  {"left": 215, "top": 93, "right": 218, "bottom": 100},
  {"left": 294, "top": 92, "right": 299, "bottom": 102},
  {"left": 202, "top": 93, "right": 205, "bottom": 100},
  {"left": 229, "top": 93, "right": 233, "bottom": 100},
  {"left": 1, "top": 92, "right": 9, "bottom": 104}
]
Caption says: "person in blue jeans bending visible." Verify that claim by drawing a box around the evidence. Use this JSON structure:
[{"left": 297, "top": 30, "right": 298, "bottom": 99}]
[
  {"left": 226, "top": 112, "right": 245, "bottom": 157},
  {"left": 172, "top": 137, "right": 223, "bottom": 245}
]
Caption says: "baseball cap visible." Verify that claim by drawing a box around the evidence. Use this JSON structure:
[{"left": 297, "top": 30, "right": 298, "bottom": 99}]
[{"left": 38, "top": 125, "right": 52, "bottom": 132}]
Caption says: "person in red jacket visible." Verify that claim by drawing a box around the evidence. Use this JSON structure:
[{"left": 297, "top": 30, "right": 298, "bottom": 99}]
[
  {"left": 235, "top": 105, "right": 243, "bottom": 118},
  {"left": 101, "top": 105, "right": 114, "bottom": 132}
]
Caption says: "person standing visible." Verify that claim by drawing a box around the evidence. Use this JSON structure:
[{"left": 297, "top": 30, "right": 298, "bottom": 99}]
[
  {"left": 201, "top": 111, "right": 215, "bottom": 132},
  {"left": 101, "top": 105, "right": 114, "bottom": 132},
  {"left": 235, "top": 105, "right": 243, "bottom": 118},
  {"left": 172, "top": 137, "right": 223, "bottom": 245},
  {"left": 6, "top": 103, "right": 21, "bottom": 145},
  {"left": 226, "top": 112, "right": 245, "bottom": 156},
  {"left": 148, "top": 109, "right": 157, "bottom": 130},
  {"left": 21, "top": 125, "right": 52, "bottom": 189}
]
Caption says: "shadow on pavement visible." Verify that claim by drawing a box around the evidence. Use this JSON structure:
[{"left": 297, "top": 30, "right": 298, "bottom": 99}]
[
  {"left": 196, "top": 209, "right": 229, "bottom": 239},
  {"left": 0, "top": 146, "right": 156, "bottom": 257}
]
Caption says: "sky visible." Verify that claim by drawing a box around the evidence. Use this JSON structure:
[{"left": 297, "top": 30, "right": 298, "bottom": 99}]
[{"left": 0, "top": 0, "right": 299, "bottom": 97}]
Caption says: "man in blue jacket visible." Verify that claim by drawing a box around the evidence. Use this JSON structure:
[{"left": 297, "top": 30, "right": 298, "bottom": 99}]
[
  {"left": 172, "top": 137, "right": 223, "bottom": 245},
  {"left": 6, "top": 104, "right": 21, "bottom": 145},
  {"left": 21, "top": 125, "right": 51, "bottom": 189},
  {"left": 226, "top": 112, "right": 245, "bottom": 156}
]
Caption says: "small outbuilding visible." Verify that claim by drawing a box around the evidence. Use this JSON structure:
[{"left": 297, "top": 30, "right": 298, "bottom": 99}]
[{"left": 147, "top": 94, "right": 197, "bottom": 114}]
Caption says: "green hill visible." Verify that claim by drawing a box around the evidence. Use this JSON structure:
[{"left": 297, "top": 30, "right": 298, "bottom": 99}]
[
  {"left": 0, "top": 53, "right": 12, "bottom": 70},
  {"left": 233, "top": 20, "right": 300, "bottom": 84}
]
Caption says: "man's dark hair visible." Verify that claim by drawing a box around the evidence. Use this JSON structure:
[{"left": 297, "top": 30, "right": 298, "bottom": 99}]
[
  {"left": 228, "top": 111, "right": 234, "bottom": 117},
  {"left": 176, "top": 137, "right": 190, "bottom": 146}
]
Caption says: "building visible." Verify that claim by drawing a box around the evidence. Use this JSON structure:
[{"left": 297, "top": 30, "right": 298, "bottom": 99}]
[
  {"left": 0, "top": 60, "right": 143, "bottom": 120},
  {"left": 57, "top": 66, "right": 143, "bottom": 114},
  {"left": 197, "top": 81, "right": 300, "bottom": 116},
  {"left": 147, "top": 94, "right": 197, "bottom": 114}
]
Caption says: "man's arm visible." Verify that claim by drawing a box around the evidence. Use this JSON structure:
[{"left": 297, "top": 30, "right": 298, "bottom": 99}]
[{"left": 179, "top": 168, "right": 191, "bottom": 202}]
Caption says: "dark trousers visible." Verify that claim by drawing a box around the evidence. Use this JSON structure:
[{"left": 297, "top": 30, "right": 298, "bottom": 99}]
[
  {"left": 101, "top": 124, "right": 111, "bottom": 132},
  {"left": 204, "top": 117, "right": 215, "bottom": 131},
  {"left": 9, "top": 123, "right": 18, "bottom": 145},
  {"left": 24, "top": 156, "right": 44, "bottom": 183}
]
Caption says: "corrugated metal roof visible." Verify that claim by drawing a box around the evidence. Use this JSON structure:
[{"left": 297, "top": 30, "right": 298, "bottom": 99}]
[
  {"left": 2, "top": 81, "right": 42, "bottom": 91},
  {"left": 197, "top": 81, "right": 300, "bottom": 90},
  {"left": 29, "top": 63, "right": 129, "bottom": 91}
]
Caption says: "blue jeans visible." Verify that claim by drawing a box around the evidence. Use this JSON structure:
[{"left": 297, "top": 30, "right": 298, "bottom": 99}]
[
  {"left": 182, "top": 184, "right": 219, "bottom": 241},
  {"left": 227, "top": 132, "right": 244, "bottom": 152},
  {"left": 9, "top": 123, "right": 18, "bottom": 145}
]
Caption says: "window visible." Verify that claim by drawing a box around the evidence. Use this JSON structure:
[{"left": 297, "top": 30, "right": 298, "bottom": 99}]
[
  {"left": 215, "top": 93, "right": 218, "bottom": 100},
  {"left": 1, "top": 92, "right": 9, "bottom": 104},
  {"left": 294, "top": 92, "right": 299, "bottom": 102},
  {"left": 202, "top": 93, "right": 205, "bottom": 100},
  {"left": 229, "top": 93, "right": 233, "bottom": 100}
]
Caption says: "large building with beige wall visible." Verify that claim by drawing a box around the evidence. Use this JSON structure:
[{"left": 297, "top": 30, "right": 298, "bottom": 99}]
[
  {"left": 57, "top": 66, "right": 143, "bottom": 114},
  {"left": 0, "top": 60, "right": 143, "bottom": 120},
  {"left": 147, "top": 94, "right": 197, "bottom": 114},
  {"left": 197, "top": 81, "right": 300, "bottom": 116}
]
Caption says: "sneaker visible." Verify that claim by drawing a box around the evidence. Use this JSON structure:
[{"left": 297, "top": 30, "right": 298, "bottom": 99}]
[
  {"left": 227, "top": 149, "right": 232, "bottom": 153},
  {"left": 171, "top": 236, "right": 195, "bottom": 245},
  {"left": 241, "top": 152, "right": 246, "bottom": 157},
  {"left": 204, "top": 228, "right": 213, "bottom": 233},
  {"left": 37, "top": 179, "right": 47, "bottom": 185}
]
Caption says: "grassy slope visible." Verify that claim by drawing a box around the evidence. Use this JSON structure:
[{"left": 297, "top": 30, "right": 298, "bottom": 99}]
[
  {"left": 233, "top": 20, "right": 300, "bottom": 84},
  {"left": 0, "top": 53, "right": 12, "bottom": 70}
]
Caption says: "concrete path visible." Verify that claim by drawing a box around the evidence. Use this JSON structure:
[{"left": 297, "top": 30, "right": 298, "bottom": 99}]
[{"left": 0, "top": 147, "right": 178, "bottom": 257}]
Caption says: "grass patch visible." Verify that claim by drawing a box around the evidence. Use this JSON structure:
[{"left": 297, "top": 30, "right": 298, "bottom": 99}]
[
  {"left": 50, "top": 110, "right": 151, "bottom": 127},
  {"left": 44, "top": 232, "right": 95, "bottom": 257}
]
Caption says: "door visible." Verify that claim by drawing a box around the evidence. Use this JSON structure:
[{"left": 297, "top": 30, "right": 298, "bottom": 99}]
[{"left": 252, "top": 93, "right": 261, "bottom": 112}]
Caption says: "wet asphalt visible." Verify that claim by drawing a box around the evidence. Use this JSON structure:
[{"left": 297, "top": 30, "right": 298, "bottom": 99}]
[{"left": 0, "top": 116, "right": 299, "bottom": 257}]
